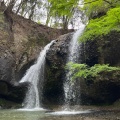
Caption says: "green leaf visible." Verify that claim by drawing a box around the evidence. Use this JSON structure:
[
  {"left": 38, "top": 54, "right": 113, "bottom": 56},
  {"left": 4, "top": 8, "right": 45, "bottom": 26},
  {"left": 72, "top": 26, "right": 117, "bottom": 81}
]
[
  {"left": 66, "top": 63, "right": 120, "bottom": 81},
  {"left": 80, "top": 7, "right": 120, "bottom": 42}
]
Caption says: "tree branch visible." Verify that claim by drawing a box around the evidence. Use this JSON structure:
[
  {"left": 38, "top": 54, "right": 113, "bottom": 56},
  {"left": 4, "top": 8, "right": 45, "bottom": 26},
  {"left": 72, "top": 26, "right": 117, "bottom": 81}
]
[
  {"left": 80, "top": 0, "right": 112, "bottom": 5},
  {"left": 103, "top": 0, "right": 112, "bottom": 5},
  {"left": 83, "top": 0, "right": 99, "bottom": 5}
]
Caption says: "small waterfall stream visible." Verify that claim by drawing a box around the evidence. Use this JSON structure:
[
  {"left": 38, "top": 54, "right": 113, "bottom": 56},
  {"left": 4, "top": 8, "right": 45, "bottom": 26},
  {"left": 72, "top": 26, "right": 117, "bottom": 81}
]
[
  {"left": 17, "top": 24, "right": 91, "bottom": 115},
  {"left": 19, "top": 40, "right": 55, "bottom": 109},
  {"left": 48, "top": 24, "right": 91, "bottom": 115},
  {"left": 18, "top": 23, "right": 85, "bottom": 112},
  {"left": 64, "top": 24, "right": 85, "bottom": 108}
]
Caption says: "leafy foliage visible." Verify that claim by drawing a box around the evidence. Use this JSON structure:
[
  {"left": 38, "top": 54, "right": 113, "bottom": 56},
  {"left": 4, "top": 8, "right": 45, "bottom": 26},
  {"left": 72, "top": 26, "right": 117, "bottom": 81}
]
[
  {"left": 66, "top": 62, "right": 120, "bottom": 80},
  {"left": 83, "top": 0, "right": 120, "bottom": 19},
  {"left": 79, "top": 7, "right": 120, "bottom": 42},
  {"left": 83, "top": 0, "right": 107, "bottom": 19},
  {"left": 48, "top": 0, "right": 78, "bottom": 17},
  {"left": 47, "top": 0, "right": 80, "bottom": 29}
]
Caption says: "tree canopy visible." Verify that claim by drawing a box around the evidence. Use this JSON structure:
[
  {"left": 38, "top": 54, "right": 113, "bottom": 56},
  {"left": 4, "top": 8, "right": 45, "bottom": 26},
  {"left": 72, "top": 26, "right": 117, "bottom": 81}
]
[
  {"left": 1, "top": 0, "right": 83, "bottom": 29},
  {"left": 78, "top": 0, "right": 120, "bottom": 42},
  {"left": 83, "top": 0, "right": 120, "bottom": 19},
  {"left": 80, "top": 7, "right": 120, "bottom": 42},
  {"left": 47, "top": 0, "right": 79, "bottom": 29},
  {"left": 1, "top": 0, "right": 120, "bottom": 30}
]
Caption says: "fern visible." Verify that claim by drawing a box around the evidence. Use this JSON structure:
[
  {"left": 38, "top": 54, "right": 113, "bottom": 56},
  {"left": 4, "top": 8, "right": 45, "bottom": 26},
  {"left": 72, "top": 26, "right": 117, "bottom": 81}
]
[{"left": 66, "top": 63, "right": 120, "bottom": 81}]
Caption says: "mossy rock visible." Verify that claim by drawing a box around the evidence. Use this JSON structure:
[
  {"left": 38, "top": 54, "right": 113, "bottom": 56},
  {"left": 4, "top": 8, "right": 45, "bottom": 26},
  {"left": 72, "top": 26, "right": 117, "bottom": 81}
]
[
  {"left": 0, "top": 98, "right": 21, "bottom": 109},
  {"left": 79, "top": 70, "right": 120, "bottom": 105}
]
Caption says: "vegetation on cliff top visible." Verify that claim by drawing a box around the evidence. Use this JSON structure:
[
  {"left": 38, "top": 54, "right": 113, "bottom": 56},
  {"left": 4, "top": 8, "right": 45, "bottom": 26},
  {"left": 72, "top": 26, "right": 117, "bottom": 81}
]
[
  {"left": 78, "top": 0, "right": 120, "bottom": 42},
  {"left": 80, "top": 7, "right": 120, "bottom": 42},
  {"left": 83, "top": 0, "right": 120, "bottom": 19},
  {"left": 1, "top": 0, "right": 120, "bottom": 31}
]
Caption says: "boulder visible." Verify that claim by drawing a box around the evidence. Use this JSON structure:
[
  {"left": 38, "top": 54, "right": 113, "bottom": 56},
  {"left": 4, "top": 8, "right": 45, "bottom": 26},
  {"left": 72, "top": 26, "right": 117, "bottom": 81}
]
[
  {"left": 0, "top": 80, "right": 29, "bottom": 108},
  {"left": 80, "top": 70, "right": 120, "bottom": 105},
  {"left": 43, "top": 33, "right": 73, "bottom": 105}
]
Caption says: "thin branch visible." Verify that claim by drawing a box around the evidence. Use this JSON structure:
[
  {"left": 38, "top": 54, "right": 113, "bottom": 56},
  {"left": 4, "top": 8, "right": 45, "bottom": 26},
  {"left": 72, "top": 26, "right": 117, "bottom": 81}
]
[
  {"left": 79, "top": 0, "right": 113, "bottom": 5},
  {"left": 83, "top": 0, "right": 99, "bottom": 5},
  {"left": 103, "top": 0, "right": 112, "bottom": 5}
]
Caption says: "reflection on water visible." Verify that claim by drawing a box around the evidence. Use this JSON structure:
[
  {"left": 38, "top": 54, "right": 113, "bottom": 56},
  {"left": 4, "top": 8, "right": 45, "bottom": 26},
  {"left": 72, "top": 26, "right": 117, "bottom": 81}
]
[
  {"left": 0, "top": 109, "right": 92, "bottom": 120},
  {"left": 0, "top": 109, "right": 46, "bottom": 120},
  {"left": 0, "top": 106, "right": 119, "bottom": 120},
  {"left": 47, "top": 110, "right": 91, "bottom": 115}
]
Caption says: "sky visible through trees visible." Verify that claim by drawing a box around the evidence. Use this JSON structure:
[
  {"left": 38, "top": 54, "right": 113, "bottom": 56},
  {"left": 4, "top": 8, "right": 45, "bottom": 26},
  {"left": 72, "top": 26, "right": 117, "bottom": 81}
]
[
  {"left": 2, "top": 0, "right": 85, "bottom": 29},
  {"left": 1, "top": 0, "right": 120, "bottom": 29}
]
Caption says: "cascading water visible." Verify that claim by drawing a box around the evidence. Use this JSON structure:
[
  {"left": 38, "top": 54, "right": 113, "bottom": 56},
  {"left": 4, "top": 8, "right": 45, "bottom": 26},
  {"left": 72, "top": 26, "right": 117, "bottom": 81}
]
[
  {"left": 47, "top": 24, "right": 91, "bottom": 115},
  {"left": 19, "top": 40, "right": 55, "bottom": 109},
  {"left": 64, "top": 24, "right": 85, "bottom": 108}
]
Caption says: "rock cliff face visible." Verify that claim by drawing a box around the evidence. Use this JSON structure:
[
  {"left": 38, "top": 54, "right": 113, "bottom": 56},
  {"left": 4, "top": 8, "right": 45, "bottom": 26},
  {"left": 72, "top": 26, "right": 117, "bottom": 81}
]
[
  {"left": 80, "top": 70, "right": 120, "bottom": 105},
  {"left": 0, "top": 80, "right": 28, "bottom": 108},
  {"left": 0, "top": 6, "right": 73, "bottom": 107},
  {"left": 44, "top": 30, "right": 120, "bottom": 105},
  {"left": 43, "top": 33, "right": 73, "bottom": 105},
  {"left": 82, "top": 31, "right": 120, "bottom": 67},
  {"left": 79, "top": 31, "right": 120, "bottom": 104},
  {"left": 0, "top": 7, "right": 73, "bottom": 82}
]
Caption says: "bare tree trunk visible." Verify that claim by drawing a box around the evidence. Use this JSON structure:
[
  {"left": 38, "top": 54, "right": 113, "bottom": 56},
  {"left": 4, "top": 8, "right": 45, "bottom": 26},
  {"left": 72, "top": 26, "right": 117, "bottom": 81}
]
[
  {"left": 16, "top": 0, "right": 23, "bottom": 14},
  {"left": 46, "top": 9, "right": 51, "bottom": 26},
  {"left": 7, "top": 0, "right": 16, "bottom": 12},
  {"left": 62, "top": 16, "right": 69, "bottom": 30},
  {"left": 0, "top": 1, "right": 6, "bottom": 12},
  {"left": 29, "top": 2, "right": 37, "bottom": 20}
]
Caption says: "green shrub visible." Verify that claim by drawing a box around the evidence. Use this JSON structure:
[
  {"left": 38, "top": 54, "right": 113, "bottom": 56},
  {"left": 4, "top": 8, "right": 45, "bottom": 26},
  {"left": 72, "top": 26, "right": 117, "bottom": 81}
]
[
  {"left": 80, "top": 7, "right": 120, "bottom": 42},
  {"left": 66, "top": 62, "right": 120, "bottom": 81}
]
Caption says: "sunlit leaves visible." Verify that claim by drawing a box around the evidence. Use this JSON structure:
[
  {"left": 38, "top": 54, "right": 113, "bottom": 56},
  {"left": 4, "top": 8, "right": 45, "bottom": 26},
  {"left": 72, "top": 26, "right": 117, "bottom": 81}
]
[
  {"left": 83, "top": 0, "right": 106, "bottom": 19},
  {"left": 47, "top": 0, "right": 80, "bottom": 29},
  {"left": 83, "top": 0, "right": 120, "bottom": 19},
  {"left": 66, "top": 62, "right": 120, "bottom": 81},
  {"left": 80, "top": 7, "right": 120, "bottom": 42},
  {"left": 48, "top": 0, "right": 79, "bottom": 17}
]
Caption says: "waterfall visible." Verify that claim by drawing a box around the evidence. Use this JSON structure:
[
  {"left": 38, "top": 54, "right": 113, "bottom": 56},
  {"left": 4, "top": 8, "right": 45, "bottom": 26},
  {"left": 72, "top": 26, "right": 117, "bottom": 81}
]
[
  {"left": 64, "top": 24, "right": 85, "bottom": 107},
  {"left": 19, "top": 40, "right": 55, "bottom": 109}
]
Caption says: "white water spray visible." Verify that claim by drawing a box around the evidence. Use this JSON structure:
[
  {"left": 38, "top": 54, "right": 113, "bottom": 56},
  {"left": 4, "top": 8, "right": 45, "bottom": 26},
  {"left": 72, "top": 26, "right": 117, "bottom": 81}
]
[
  {"left": 20, "top": 40, "right": 55, "bottom": 109},
  {"left": 64, "top": 24, "right": 85, "bottom": 107}
]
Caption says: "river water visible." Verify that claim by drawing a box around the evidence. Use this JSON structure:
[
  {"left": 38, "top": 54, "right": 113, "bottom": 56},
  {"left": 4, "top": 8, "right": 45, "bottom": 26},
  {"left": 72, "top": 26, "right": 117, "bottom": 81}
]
[
  {"left": 0, "top": 109, "right": 44, "bottom": 120},
  {"left": 0, "top": 109, "right": 88, "bottom": 120},
  {"left": 0, "top": 108, "right": 91, "bottom": 120},
  {"left": 0, "top": 106, "right": 120, "bottom": 120}
]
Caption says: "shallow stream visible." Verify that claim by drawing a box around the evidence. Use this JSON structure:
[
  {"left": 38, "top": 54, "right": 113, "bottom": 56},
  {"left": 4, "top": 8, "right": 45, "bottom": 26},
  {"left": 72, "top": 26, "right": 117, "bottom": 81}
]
[
  {"left": 0, "top": 108, "right": 92, "bottom": 120},
  {"left": 0, "top": 106, "right": 120, "bottom": 120}
]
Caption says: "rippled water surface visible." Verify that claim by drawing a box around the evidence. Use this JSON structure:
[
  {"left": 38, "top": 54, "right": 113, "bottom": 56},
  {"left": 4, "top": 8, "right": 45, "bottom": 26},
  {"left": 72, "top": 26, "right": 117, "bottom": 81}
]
[
  {"left": 0, "top": 109, "right": 46, "bottom": 120},
  {"left": 0, "top": 108, "right": 91, "bottom": 120},
  {"left": 0, "top": 107, "right": 120, "bottom": 120}
]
